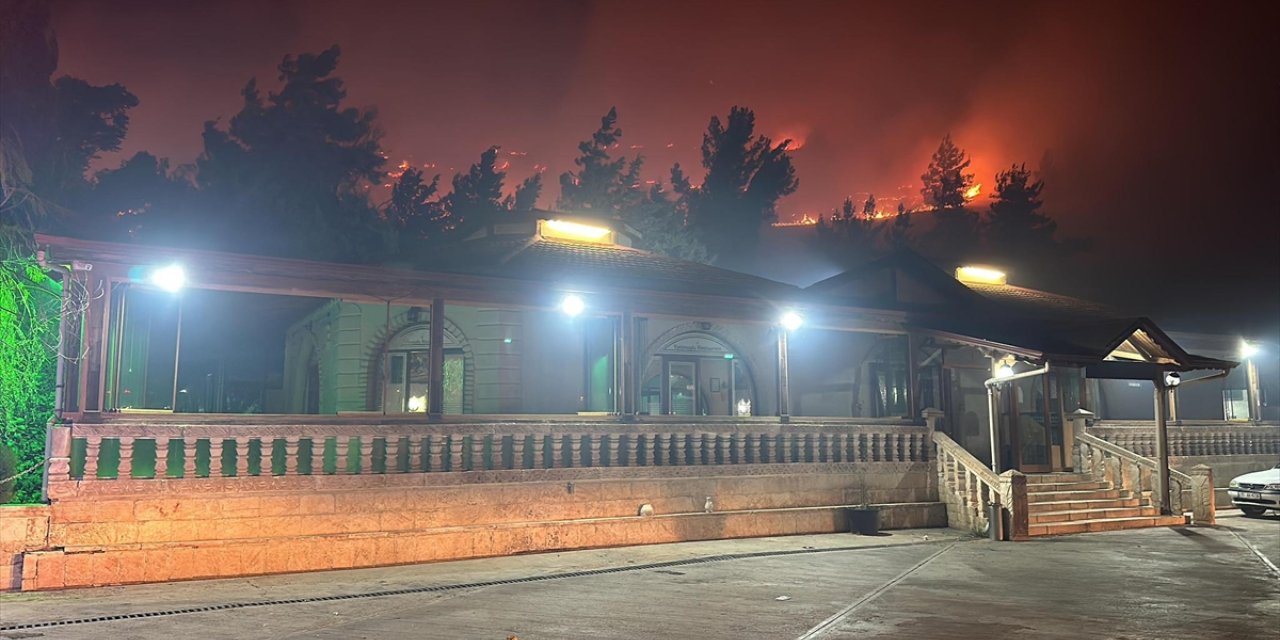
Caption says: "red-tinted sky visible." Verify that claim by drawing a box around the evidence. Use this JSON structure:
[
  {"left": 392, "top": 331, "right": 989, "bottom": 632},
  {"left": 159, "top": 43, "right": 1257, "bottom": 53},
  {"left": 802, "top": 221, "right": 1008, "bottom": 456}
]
[{"left": 50, "top": 1, "right": 1279, "bottom": 275}]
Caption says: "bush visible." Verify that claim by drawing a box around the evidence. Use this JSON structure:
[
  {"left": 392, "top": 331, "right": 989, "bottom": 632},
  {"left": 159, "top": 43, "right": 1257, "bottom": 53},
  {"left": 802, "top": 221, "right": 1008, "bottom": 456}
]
[{"left": 0, "top": 443, "right": 17, "bottom": 504}]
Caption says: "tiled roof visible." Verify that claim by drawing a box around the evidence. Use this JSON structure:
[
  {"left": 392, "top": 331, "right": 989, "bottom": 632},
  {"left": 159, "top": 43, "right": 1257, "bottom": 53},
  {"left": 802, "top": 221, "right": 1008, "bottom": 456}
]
[
  {"left": 961, "top": 282, "right": 1120, "bottom": 317},
  {"left": 430, "top": 238, "right": 800, "bottom": 300}
]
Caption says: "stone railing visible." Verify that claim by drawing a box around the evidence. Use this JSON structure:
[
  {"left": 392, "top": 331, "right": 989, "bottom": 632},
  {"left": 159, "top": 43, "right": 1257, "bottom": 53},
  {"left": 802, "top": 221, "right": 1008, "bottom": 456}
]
[
  {"left": 48, "top": 419, "right": 931, "bottom": 485},
  {"left": 1076, "top": 432, "right": 1213, "bottom": 522},
  {"left": 1087, "top": 421, "right": 1280, "bottom": 458},
  {"left": 933, "top": 430, "right": 1015, "bottom": 537}
]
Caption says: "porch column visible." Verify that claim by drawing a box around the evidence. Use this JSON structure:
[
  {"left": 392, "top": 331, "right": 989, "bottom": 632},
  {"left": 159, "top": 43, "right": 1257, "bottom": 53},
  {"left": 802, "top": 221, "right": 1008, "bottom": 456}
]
[
  {"left": 777, "top": 329, "right": 791, "bottom": 423},
  {"left": 906, "top": 331, "right": 920, "bottom": 418},
  {"left": 1153, "top": 379, "right": 1172, "bottom": 515},
  {"left": 1246, "top": 358, "right": 1262, "bottom": 422},
  {"left": 428, "top": 297, "right": 445, "bottom": 418},
  {"left": 619, "top": 311, "right": 633, "bottom": 416}
]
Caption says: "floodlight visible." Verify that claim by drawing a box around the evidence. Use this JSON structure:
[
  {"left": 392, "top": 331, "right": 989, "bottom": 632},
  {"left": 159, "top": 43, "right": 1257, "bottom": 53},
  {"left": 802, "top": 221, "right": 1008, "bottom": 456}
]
[
  {"left": 560, "top": 294, "right": 586, "bottom": 317},
  {"left": 780, "top": 311, "right": 803, "bottom": 332},
  {"left": 149, "top": 264, "right": 186, "bottom": 292}
]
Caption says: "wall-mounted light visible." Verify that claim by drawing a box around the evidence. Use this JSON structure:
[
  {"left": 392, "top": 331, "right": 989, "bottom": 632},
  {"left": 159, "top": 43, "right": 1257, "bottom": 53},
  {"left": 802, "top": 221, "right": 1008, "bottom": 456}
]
[
  {"left": 955, "top": 265, "right": 1007, "bottom": 286},
  {"left": 1163, "top": 372, "right": 1181, "bottom": 388},
  {"left": 560, "top": 294, "right": 585, "bottom": 317},
  {"left": 779, "top": 311, "right": 803, "bottom": 332},
  {"left": 996, "top": 365, "right": 1014, "bottom": 379},
  {"left": 149, "top": 264, "right": 186, "bottom": 292},
  {"left": 540, "top": 219, "right": 613, "bottom": 243},
  {"left": 1241, "top": 341, "right": 1260, "bottom": 359}
]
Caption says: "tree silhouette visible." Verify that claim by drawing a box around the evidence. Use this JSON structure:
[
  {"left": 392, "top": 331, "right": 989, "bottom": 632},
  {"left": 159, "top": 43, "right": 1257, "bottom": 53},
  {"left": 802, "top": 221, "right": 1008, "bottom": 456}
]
[
  {"left": 507, "top": 173, "right": 543, "bottom": 213},
  {"left": 387, "top": 167, "right": 447, "bottom": 242},
  {"left": 986, "top": 163, "right": 1053, "bottom": 248},
  {"left": 445, "top": 146, "right": 507, "bottom": 231},
  {"left": 920, "top": 134, "right": 974, "bottom": 210},
  {"left": 679, "top": 106, "right": 798, "bottom": 268},
  {"left": 194, "top": 45, "right": 386, "bottom": 261},
  {"left": 862, "top": 194, "right": 877, "bottom": 218},
  {"left": 558, "top": 107, "right": 641, "bottom": 213}
]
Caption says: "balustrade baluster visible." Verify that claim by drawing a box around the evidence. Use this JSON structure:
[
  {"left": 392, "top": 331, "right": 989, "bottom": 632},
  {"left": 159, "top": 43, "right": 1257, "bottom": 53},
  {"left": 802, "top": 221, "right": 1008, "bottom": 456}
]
[
  {"left": 153, "top": 437, "right": 170, "bottom": 478},
  {"left": 280, "top": 437, "right": 298, "bottom": 475},
  {"left": 546, "top": 434, "right": 561, "bottom": 468},
  {"left": 233, "top": 437, "right": 250, "bottom": 476},
  {"left": 117, "top": 437, "right": 134, "bottom": 480},
  {"left": 667, "top": 433, "right": 680, "bottom": 466},
  {"left": 183, "top": 437, "right": 199, "bottom": 478},
  {"left": 82, "top": 436, "right": 101, "bottom": 479},
  {"left": 469, "top": 435, "right": 484, "bottom": 471},
  {"left": 444, "top": 435, "right": 461, "bottom": 472},
  {"left": 425, "top": 436, "right": 440, "bottom": 472},
  {"left": 509, "top": 434, "right": 525, "bottom": 470},
  {"left": 590, "top": 434, "right": 604, "bottom": 467},
  {"left": 733, "top": 433, "right": 745, "bottom": 465}
]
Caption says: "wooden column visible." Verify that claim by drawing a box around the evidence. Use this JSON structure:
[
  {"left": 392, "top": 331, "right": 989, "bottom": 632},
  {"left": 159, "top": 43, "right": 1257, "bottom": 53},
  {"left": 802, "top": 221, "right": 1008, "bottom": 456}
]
[
  {"left": 1154, "top": 381, "right": 1172, "bottom": 515},
  {"left": 620, "top": 311, "right": 634, "bottom": 417},
  {"left": 428, "top": 297, "right": 445, "bottom": 418},
  {"left": 777, "top": 329, "right": 791, "bottom": 422}
]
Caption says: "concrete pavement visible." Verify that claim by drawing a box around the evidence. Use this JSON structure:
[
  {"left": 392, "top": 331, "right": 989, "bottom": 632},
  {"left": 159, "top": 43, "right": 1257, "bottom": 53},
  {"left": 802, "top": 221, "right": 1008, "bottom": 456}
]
[{"left": 1, "top": 520, "right": 1276, "bottom": 639}]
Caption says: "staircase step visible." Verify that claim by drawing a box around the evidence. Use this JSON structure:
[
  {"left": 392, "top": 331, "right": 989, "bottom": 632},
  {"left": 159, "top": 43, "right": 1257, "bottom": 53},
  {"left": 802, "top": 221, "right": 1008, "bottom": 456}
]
[
  {"left": 1028, "top": 514, "right": 1188, "bottom": 537},
  {"left": 1028, "top": 506, "right": 1159, "bottom": 524},
  {"left": 1028, "top": 497, "right": 1142, "bottom": 513},
  {"left": 1026, "top": 481, "right": 1109, "bottom": 492},
  {"left": 1025, "top": 473, "right": 1092, "bottom": 485},
  {"left": 1027, "top": 488, "right": 1123, "bottom": 502}
]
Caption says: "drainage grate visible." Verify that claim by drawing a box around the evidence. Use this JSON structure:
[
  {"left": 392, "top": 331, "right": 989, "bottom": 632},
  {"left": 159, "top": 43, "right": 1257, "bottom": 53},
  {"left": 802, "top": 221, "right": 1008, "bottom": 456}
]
[{"left": 0, "top": 539, "right": 955, "bottom": 631}]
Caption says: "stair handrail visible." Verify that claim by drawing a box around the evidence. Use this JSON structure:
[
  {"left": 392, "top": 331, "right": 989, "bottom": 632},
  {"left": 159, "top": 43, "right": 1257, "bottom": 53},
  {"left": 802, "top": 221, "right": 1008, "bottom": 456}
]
[
  {"left": 1077, "top": 431, "right": 1193, "bottom": 515},
  {"left": 933, "top": 431, "right": 1002, "bottom": 535}
]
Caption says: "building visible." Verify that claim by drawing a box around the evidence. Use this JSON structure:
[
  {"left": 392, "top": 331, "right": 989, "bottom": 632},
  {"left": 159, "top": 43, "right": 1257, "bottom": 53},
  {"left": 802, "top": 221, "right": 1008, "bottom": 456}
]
[{"left": 5, "top": 213, "right": 1275, "bottom": 591}]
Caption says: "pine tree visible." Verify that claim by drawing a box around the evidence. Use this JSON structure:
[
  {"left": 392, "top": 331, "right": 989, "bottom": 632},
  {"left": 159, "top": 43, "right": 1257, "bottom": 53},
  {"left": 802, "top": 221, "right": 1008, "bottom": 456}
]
[
  {"left": 558, "top": 107, "right": 638, "bottom": 213},
  {"left": 863, "top": 194, "right": 877, "bottom": 218},
  {"left": 986, "top": 163, "right": 1054, "bottom": 248},
  {"left": 920, "top": 134, "right": 974, "bottom": 210},
  {"left": 387, "top": 167, "right": 448, "bottom": 241},
  {"left": 679, "top": 106, "right": 798, "bottom": 268},
  {"left": 445, "top": 146, "right": 507, "bottom": 230}
]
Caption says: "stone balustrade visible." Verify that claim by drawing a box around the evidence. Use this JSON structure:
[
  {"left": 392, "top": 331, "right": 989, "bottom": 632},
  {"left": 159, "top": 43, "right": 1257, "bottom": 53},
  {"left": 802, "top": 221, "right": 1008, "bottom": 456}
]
[
  {"left": 1076, "top": 432, "right": 1197, "bottom": 516},
  {"left": 1087, "top": 421, "right": 1280, "bottom": 458},
  {"left": 52, "top": 419, "right": 931, "bottom": 484},
  {"left": 932, "top": 430, "right": 1006, "bottom": 537}
]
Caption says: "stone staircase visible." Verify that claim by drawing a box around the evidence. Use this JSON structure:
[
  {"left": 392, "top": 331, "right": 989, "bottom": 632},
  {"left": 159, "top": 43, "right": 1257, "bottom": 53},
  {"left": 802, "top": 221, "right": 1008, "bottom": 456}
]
[{"left": 1025, "top": 473, "right": 1188, "bottom": 537}]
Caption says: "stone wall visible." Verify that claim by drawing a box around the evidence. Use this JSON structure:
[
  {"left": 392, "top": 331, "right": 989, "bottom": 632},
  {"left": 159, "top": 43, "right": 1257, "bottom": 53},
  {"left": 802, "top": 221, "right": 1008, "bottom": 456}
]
[{"left": 6, "top": 462, "right": 941, "bottom": 591}]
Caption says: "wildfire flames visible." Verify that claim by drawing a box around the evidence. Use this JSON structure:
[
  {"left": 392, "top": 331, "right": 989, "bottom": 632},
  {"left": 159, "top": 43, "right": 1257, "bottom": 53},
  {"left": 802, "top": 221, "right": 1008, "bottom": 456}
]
[{"left": 964, "top": 183, "right": 982, "bottom": 200}]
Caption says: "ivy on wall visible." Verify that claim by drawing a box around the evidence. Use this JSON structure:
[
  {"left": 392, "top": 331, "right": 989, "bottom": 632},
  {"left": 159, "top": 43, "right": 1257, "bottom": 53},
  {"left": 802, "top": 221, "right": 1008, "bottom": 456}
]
[{"left": 0, "top": 253, "right": 59, "bottom": 504}]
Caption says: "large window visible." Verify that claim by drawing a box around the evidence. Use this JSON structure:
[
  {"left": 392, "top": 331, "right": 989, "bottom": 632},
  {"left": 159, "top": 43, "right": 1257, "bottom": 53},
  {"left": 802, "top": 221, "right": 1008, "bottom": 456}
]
[
  {"left": 106, "top": 285, "right": 331, "bottom": 414},
  {"left": 789, "top": 329, "right": 909, "bottom": 418}
]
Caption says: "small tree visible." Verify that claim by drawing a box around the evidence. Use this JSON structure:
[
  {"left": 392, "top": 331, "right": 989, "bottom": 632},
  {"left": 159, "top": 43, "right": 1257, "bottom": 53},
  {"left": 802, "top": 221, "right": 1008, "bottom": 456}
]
[
  {"left": 920, "top": 134, "right": 974, "bottom": 210},
  {"left": 862, "top": 194, "right": 877, "bottom": 218}
]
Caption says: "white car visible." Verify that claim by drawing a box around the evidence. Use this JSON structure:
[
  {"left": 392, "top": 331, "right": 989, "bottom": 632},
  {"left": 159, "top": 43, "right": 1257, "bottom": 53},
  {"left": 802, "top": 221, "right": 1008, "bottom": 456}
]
[{"left": 1227, "top": 463, "right": 1280, "bottom": 517}]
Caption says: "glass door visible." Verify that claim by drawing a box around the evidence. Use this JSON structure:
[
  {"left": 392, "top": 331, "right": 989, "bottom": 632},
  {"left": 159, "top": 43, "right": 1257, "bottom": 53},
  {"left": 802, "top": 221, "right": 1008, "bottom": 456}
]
[
  {"left": 1011, "top": 376, "right": 1052, "bottom": 472},
  {"left": 667, "top": 360, "right": 697, "bottom": 416}
]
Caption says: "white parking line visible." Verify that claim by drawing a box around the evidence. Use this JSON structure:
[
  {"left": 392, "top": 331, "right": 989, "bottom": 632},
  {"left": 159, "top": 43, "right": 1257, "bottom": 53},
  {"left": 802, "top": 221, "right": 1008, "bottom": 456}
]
[
  {"left": 1229, "top": 529, "right": 1280, "bottom": 578},
  {"left": 795, "top": 542, "right": 958, "bottom": 639}
]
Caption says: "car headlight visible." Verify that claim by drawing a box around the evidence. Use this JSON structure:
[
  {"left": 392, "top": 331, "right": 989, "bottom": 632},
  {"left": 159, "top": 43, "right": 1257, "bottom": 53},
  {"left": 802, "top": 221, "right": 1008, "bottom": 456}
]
[
  {"left": 1229, "top": 480, "right": 1239, "bottom": 488},
  {"left": 1266, "top": 483, "right": 1280, "bottom": 491}
]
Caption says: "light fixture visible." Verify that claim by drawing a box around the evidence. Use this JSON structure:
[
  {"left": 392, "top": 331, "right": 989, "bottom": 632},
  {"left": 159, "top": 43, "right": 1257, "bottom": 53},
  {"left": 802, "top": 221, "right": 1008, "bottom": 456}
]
[
  {"left": 1163, "top": 372, "right": 1181, "bottom": 388},
  {"left": 540, "top": 219, "right": 613, "bottom": 243},
  {"left": 560, "top": 294, "right": 586, "bottom": 317},
  {"left": 955, "top": 265, "right": 1007, "bottom": 286},
  {"left": 149, "top": 264, "right": 186, "bottom": 292},
  {"left": 780, "top": 311, "right": 803, "bottom": 332},
  {"left": 996, "top": 365, "right": 1014, "bottom": 379},
  {"left": 1240, "top": 341, "right": 1260, "bottom": 359}
]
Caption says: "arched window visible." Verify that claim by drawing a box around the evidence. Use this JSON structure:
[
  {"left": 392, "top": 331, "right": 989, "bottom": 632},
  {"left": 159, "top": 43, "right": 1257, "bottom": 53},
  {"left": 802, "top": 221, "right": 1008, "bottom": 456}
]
[{"left": 640, "top": 332, "right": 756, "bottom": 416}]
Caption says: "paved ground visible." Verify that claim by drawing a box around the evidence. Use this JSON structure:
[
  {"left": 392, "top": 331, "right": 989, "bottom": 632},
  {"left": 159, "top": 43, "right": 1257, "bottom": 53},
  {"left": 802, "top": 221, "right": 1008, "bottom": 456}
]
[{"left": 1, "top": 515, "right": 1276, "bottom": 640}]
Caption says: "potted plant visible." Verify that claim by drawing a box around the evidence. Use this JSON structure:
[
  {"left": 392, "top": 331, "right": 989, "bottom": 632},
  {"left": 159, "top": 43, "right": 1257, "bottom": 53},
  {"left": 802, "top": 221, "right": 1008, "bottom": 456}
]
[{"left": 847, "top": 466, "right": 881, "bottom": 535}]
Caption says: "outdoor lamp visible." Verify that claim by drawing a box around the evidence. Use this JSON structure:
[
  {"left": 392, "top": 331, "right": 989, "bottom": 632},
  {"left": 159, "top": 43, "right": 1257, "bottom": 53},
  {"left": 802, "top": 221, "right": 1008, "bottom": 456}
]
[
  {"left": 560, "top": 294, "right": 585, "bottom": 317},
  {"left": 779, "top": 310, "right": 803, "bottom": 332},
  {"left": 1241, "top": 341, "right": 1260, "bottom": 359},
  {"left": 996, "top": 365, "right": 1015, "bottom": 379},
  {"left": 1163, "top": 372, "right": 1181, "bottom": 388},
  {"left": 149, "top": 264, "right": 186, "bottom": 292}
]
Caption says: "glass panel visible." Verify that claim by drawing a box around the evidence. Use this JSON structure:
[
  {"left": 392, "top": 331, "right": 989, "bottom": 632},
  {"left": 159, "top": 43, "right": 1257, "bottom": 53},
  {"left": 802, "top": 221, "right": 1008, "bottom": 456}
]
[
  {"left": 948, "top": 368, "right": 992, "bottom": 464},
  {"left": 641, "top": 361, "right": 662, "bottom": 415},
  {"left": 733, "top": 359, "right": 754, "bottom": 416},
  {"left": 1223, "top": 389, "right": 1249, "bottom": 421},
  {"left": 583, "top": 317, "right": 615, "bottom": 412},
  {"left": 442, "top": 351, "right": 465, "bottom": 414},
  {"left": 789, "top": 329, "right": 908, "bottom": 417},
  {"left": 668, "top": 361, "right": 696, "bottom": 416},
  {"left": 111, "top": 286, "right": 181, "bottom": 410},
  {"left": 405, "top": 351, "right": 430, "bottom": 412},
  {"left": 384, "top": 354, "right": 406, "bottom": 412},
  {"left": 1015, "top": 377, "right": 1050, "bottom": 467}
]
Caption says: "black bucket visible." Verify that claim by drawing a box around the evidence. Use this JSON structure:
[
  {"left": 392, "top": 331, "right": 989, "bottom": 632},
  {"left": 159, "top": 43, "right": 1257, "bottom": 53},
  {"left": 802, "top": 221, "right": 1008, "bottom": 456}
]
[{"left": 848, "top": 507, "right": 880, "bottom": 535}]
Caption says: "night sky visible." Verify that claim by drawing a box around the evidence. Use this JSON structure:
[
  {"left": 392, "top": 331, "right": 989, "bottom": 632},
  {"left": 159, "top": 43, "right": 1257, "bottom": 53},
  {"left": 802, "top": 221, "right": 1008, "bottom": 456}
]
[{"left": 49, "top": 0, "right": 1280, "bottom": 335}]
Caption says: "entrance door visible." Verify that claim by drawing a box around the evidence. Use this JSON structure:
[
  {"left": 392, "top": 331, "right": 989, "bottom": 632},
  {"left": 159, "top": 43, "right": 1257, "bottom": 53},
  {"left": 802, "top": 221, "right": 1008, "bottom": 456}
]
[
  {"left": 667, "top": 359, "right": 697, "bottom": 416},
  {"left": 1008, "top": 376, "right": 1053, "bottom": 472}
]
